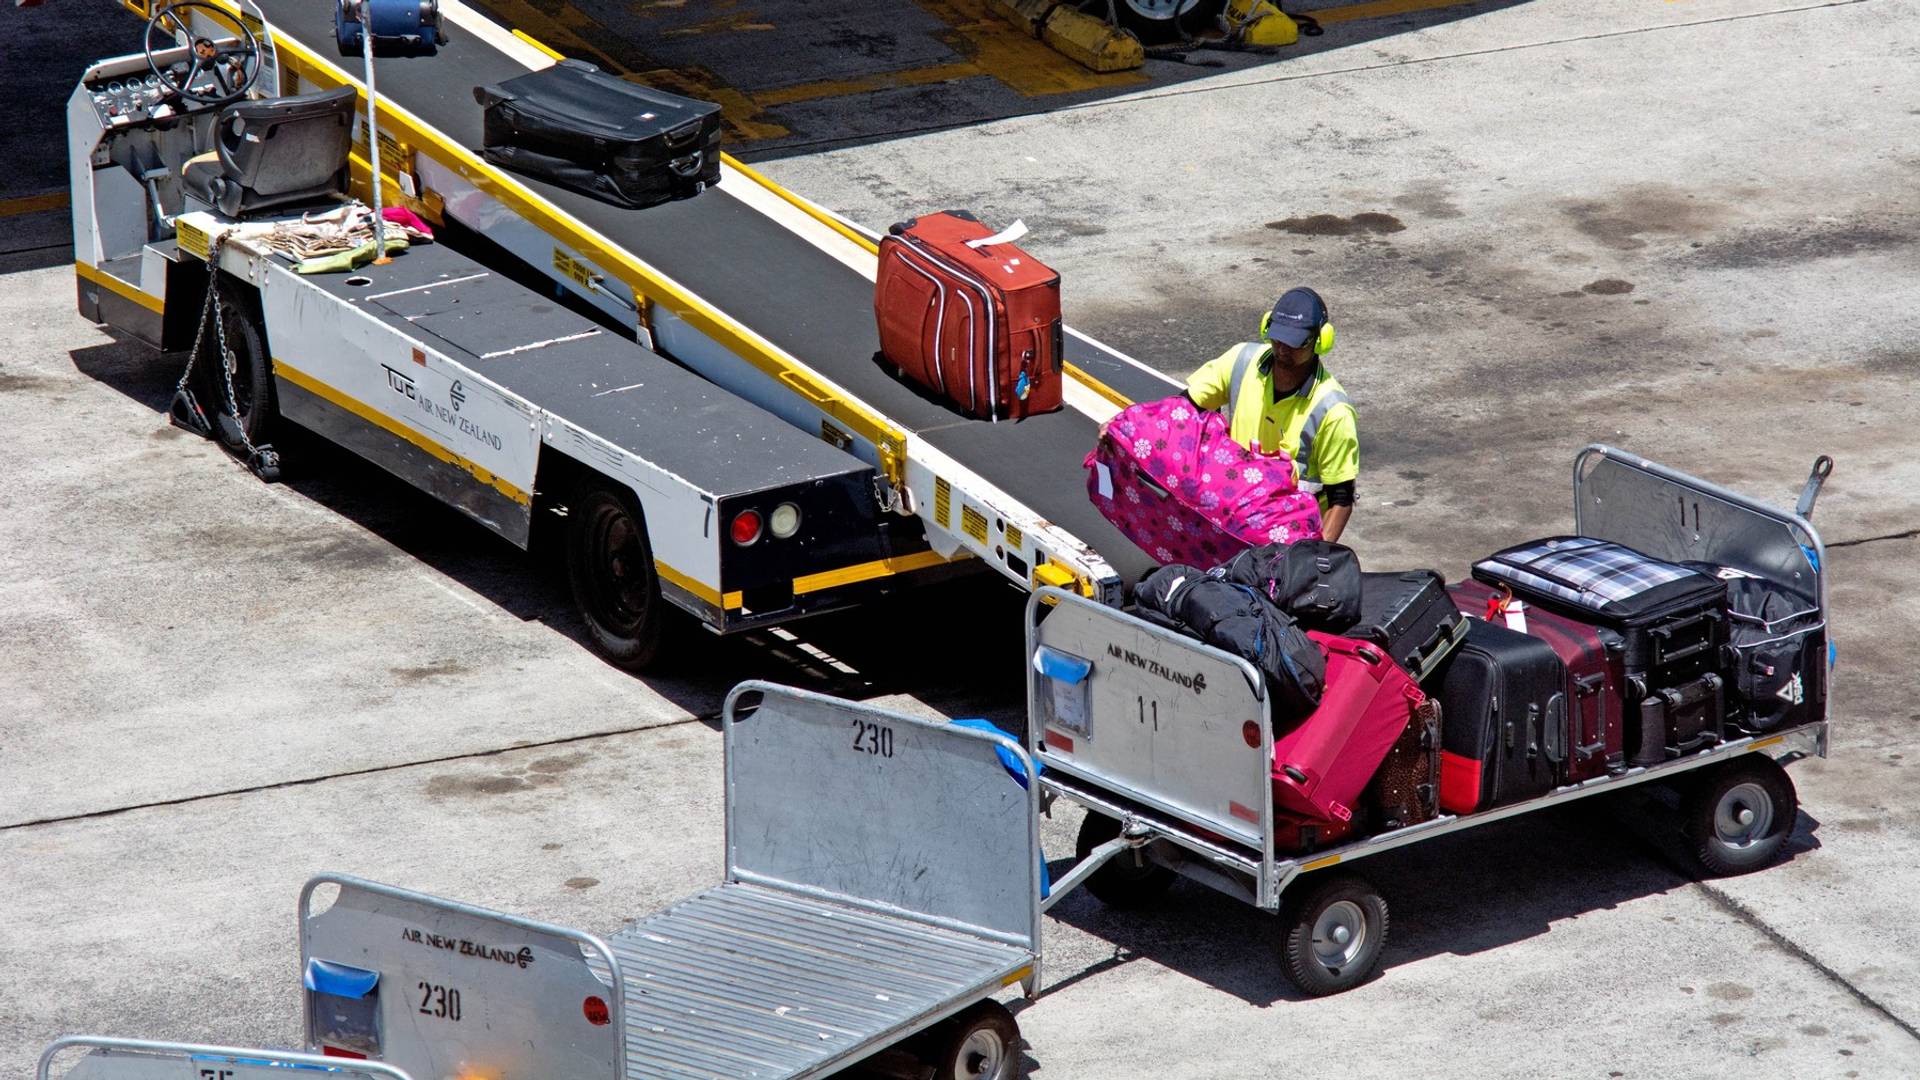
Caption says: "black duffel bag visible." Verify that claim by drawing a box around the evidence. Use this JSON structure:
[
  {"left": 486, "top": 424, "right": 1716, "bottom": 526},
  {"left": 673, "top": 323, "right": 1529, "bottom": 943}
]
[
  {"left": 1719, "top": 574, "right": 1826, "bottom": 733},
  {"left": 1131, "top": 569, "right": 1325, "bottom": 727},
  {"left": 1221, "top": 540, "right": 1362, "bottom": 632},
  {"left": 474, "top": 59, "right": 722, "bottom": 210}
]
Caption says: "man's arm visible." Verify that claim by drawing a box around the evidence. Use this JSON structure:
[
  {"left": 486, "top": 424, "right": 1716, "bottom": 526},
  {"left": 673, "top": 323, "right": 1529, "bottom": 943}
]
[{"left": 1311, "top": 407, "right": 1359, "bottom": 542}]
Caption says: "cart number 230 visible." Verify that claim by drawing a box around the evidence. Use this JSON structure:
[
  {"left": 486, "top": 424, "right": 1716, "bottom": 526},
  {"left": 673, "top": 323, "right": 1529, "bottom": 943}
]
[
  {"left": 849, "top": 719, "right": 895, "bottom": 758},
  {"left": 417, "top": 981, "right": 462, "bottom": 1022}
]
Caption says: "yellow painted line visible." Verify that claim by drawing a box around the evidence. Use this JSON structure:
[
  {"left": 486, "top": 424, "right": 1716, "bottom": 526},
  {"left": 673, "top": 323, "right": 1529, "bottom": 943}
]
[
  {"left": 509, "top": 27, "right": 564, "bottom": 61},
  {"left": 756, "top": 61, "right": 982, "bottom": 107},
  {"left": 274, "top": 359, "right": 532, "bottom": 508},
  {"left": 1299, "top": 854, "right": 1343, "bottom": 872},
  {"left": 657, "top": 560, "right": 742, "bottom": 611},
  {"left": 793, "top": 549, "right": 961, "bottom": 595},
  {"left": 228, "top": 11, "right": 908, "bottom": 485},
  {"left": 75, "top": 260, "right": 163, "bottom": 314},
  {"left": 720, "top": 155, "right": 881, "bottom": 255},
  {"left": 1065, "top": 363, "right": 1132, "bottom": 409},
  {"left": 1, "top": 191, "right": 69, "bottom": 218},
  {"left": 1297, "top": 0, "right": 1487, "bottom": 25}
]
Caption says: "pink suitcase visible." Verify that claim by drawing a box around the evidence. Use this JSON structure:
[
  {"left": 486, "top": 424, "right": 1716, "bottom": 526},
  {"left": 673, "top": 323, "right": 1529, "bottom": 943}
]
[
  {"left": 1085, "top": 394, "right": 1322, "bottom": 568},
  {"left": 1271, "top": 632, "right": 1423, "bottom": 824}
]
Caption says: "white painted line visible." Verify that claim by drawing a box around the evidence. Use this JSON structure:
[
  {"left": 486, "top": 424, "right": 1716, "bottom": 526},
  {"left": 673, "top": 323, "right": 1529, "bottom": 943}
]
[
  {"left": 364, "top": 272, "right": 491, "bottom": 301},
  {"left": 480, "top": 328, "right": 603, "bottom": 358},
  {"left": 439, "top": 0, "right": 557, "bottom": 70}
]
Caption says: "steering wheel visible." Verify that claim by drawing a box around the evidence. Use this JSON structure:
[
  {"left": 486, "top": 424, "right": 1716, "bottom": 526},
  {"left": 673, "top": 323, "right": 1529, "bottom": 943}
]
[{"left": 145, "top": 1, "right": 262, "bottom": 107}]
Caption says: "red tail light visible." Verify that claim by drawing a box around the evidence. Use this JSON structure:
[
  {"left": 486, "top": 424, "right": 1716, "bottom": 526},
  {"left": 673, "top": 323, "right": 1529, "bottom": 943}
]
[
  {"left": 322, "top": 1047, "right": 368, "bottom": 1060},
  {"left": 1242, "top": 720, "right": 1261, "bottom": 748},
  {"left": 730, "top": 509, "right": 763, "bottom": 546},
  {"left": 583, "top": 996, "right": 611, "bottom": 1026}
]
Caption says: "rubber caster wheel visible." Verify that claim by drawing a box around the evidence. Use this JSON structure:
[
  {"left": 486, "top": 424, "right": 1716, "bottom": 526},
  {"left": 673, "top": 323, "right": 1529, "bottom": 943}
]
[
  {"left": 1280, "top": 872, "right": 1388, "bottom": 997},
  {"left": 566, "top": 482, "right": 672, "bottom": 671},
  {"left": 929, "top": 1000, "right": 1019, "bottom": 1080},
  {"left": 1076, "top": 812, "right": 1174, "bottom": 908},
  {"left": 1682, "top": 754, "right": 1797, "bottom": 877}
]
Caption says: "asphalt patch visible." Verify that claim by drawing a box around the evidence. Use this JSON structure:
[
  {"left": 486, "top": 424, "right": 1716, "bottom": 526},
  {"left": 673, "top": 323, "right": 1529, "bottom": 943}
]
[{"left": 1265, "top": 212, "right": 1407, "bottom": 237}]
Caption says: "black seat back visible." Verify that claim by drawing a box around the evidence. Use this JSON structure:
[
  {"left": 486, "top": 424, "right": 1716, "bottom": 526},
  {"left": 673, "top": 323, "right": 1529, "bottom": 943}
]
[{"left": 209, "top": 85, "right": 358, "bottom": 216}]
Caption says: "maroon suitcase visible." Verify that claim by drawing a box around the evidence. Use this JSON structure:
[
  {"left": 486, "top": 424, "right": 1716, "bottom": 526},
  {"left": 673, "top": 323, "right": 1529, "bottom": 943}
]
[
  {"left": 1451, "top": 580, "right": 1627, "bottom": 783},
  {"left": 874, "top": 210, "right": 1064, "bottom": 420}
]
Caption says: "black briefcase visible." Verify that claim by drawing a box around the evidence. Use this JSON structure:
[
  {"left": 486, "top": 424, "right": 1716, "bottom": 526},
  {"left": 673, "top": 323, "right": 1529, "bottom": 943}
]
[{"left": 474, "top": 59, "right": 722, "bottom": 210}]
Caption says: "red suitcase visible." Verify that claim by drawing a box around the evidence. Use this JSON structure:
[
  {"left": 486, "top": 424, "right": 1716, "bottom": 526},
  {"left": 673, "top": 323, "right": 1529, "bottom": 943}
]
[
  {"left": 1451, "top": 580, "right": 1627, "bottom": 783},
  {"left": 1270, "top": 632, "right": 1422, "bottom": 824},
  {"left": 875, "top": 210, "right": 1064, "bottom": 419}
]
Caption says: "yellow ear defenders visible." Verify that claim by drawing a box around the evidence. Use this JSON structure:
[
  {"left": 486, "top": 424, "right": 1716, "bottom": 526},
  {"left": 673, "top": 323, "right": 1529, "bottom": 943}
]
[{"left": 1259, "top": 311, "right": 1336, "bottom": 356}]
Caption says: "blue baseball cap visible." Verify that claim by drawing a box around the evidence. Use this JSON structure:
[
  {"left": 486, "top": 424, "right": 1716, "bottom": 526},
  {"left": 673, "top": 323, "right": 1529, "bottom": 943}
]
[{"left": 1265, "top": 287, "right": 1328, "bottom": 348}]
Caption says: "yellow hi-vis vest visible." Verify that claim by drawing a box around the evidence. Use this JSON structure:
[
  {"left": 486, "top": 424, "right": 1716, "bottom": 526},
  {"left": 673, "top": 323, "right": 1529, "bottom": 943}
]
[{"left": 1186, "top": 343, "right": 1358, "bottom": 504}]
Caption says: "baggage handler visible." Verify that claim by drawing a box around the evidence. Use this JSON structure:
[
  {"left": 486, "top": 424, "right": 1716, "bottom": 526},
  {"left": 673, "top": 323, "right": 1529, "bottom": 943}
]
[{"left": 1185, "top": 287, "right": 1359, "bottom": 541}]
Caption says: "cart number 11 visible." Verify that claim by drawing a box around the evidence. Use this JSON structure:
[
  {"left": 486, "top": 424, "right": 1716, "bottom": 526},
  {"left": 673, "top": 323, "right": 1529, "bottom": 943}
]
[{"left": 850, "top": 719, "right": 895, "bottom": 758}]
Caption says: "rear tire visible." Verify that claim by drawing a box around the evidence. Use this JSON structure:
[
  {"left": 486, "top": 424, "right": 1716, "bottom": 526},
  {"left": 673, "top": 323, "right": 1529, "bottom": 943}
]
[
  {"left": 1075, "top": 812, "right": 1175, "bottom": 908},
  {"left": 928, "top": 1000, "right": 1019, "bottom": 1080},
  {"left": 1681, "top": 755, "right": 1797, "bottom": 877},
  {"left": 197, "top": 285, "right": 276, "bottom": 447},
  {"left": 1279, "top": 872, "right": 1388, "bottom": 997},
  {"left": 566, "top": 483, "right": 668, "bottom": 671}
]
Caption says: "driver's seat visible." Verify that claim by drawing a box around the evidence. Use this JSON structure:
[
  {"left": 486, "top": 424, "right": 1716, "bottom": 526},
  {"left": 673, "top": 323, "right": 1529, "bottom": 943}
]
[{"left": 182, "top": 85, "right": 358, "bottom": 218}]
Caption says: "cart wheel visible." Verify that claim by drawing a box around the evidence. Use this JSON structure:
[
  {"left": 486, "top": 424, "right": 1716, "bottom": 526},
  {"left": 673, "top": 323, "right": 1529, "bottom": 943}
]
[
  {"left": 1280, "top": 872, "right": 1388, "bottom": 997},
  {"left": 930, "top": 1000, "right": 1019, "bottom": 1080},
  {"left": 566, "top": 481, "right": 670, "bottom": 671},
  {"left": 1681, "top": 755, "right": 1797, "bottom": 877},
  {"left": 1076, "top": 812, "right": 1174, "bottom": 908},
  {"left": 1112, "top": 0, "right": 1226, "bottom": 42}
]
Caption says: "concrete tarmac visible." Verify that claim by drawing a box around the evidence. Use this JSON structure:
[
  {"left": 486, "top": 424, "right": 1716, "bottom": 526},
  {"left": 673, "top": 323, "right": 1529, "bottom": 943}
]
[{"left": 6, "top": 1, "right": 1919, "bottom": 1078}]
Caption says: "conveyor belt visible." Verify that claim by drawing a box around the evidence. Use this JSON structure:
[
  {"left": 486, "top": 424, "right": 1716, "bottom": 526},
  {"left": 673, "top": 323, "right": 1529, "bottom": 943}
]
[{"left": 250, "top": 0, "right": 1170, "bottom": 585}]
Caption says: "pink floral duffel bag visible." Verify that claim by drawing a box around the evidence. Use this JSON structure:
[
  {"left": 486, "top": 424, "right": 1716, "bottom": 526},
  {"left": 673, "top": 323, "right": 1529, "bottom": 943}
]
[{"left": 1085, "top": 395, "right": 1323, "bottom": 568}]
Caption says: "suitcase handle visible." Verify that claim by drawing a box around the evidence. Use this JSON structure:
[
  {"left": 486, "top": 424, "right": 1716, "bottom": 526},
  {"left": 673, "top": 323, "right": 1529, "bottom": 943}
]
[
  {"left": 668, "top": 152, "right": 704, "bottom": 177},
  {"left": 1135, "top": 471, "right": 1173, "bottom": 500}
]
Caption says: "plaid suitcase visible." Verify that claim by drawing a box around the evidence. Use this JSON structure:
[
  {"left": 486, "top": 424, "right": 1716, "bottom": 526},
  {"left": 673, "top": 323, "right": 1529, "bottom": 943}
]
[{"left": 1471, "top": 536, "right": 1729, "bottom": 693}]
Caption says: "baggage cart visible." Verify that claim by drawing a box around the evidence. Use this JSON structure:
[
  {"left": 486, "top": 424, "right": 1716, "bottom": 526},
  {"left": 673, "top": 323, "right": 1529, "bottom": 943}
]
[
  {"left": 1028, "top": 446, "right": 1832, "bottom": 995},
  {"left": 291, "top": 682, "right": 1044, "bottom": 1080},
  {"left": 39, "top": 1038, "right": 413, "bottom": 1080}
]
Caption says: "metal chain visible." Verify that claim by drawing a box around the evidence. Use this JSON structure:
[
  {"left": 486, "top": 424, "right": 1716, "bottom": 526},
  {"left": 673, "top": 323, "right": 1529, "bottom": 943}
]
[
  {"left": 172, "top": 231, "right": 227, "bottom": 399},
  {"left": 208, "top": 255, "right": 266, "bottom": 461}
]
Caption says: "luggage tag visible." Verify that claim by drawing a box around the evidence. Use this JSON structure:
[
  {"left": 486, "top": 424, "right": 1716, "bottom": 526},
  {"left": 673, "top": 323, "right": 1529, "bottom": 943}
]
[
  {"left": 1093, "top": 461, "right": 1114, "bottom": 500},
  {"left": 1503, "top": 600, "right": 1529, "bottom": 634}
]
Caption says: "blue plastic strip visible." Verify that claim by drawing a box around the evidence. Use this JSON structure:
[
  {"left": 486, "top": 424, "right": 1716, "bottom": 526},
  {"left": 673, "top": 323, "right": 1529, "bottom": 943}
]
[
  {"left": 304, "top": 958, "right": 380, "bottom": 999},
  {"left": 1033, "top": 645, "right": 1091, "bottom": 685},
  {"left": 947, "top": 717, "right": 1048, "bottom": 897}
]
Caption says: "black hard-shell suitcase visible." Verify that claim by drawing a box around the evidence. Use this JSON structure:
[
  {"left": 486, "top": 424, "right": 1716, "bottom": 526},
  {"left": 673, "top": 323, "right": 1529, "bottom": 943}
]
[
  {"left": 1472, "top": 536, "right": 1729, "bottom": 692},
  {"left": 1221, "top": 541, "right": 1362, "bottom": 632},
  {"left": 1431, "top": 619, "right": 1566, "bottom": 814},
  {"left": 474, "top": 59, "right": 722, "bottom": 210},
  {"left": 1632, "top": 671, "right": 1726, "bottom": 764},
  {"left": 1348, "top": 570, "right": 1468, "bottom": 683}
]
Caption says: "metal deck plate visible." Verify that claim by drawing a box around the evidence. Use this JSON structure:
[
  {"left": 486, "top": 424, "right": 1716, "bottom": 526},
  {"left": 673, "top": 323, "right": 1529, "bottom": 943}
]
[{"left": 612, "top": 883, "right": 1031, "bottom": 1080}]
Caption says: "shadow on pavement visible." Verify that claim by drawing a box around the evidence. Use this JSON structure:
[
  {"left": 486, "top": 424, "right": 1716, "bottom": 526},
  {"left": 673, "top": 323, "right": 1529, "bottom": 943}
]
[{"left": 1040, "top": 788, "right": 1823, "bottom": 1005}]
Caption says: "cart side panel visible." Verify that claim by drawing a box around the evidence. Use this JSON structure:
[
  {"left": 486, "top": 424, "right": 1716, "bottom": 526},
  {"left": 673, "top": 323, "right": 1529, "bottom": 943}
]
[
  {"left": 723, "top": 683, "right": 1042, "bottom": 953},
  {"left": 42, "top": 1039, "right": 412, "bottom": 1080},
  {"left": 1574, "top": 446, "right": 1825, "bottom": 607},
  {"left": 299, "top": 877, "right": 622, "bottom": 1080},
  {"left": 1027, "top": 590, "right": 1274, "bottom": 852}
]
